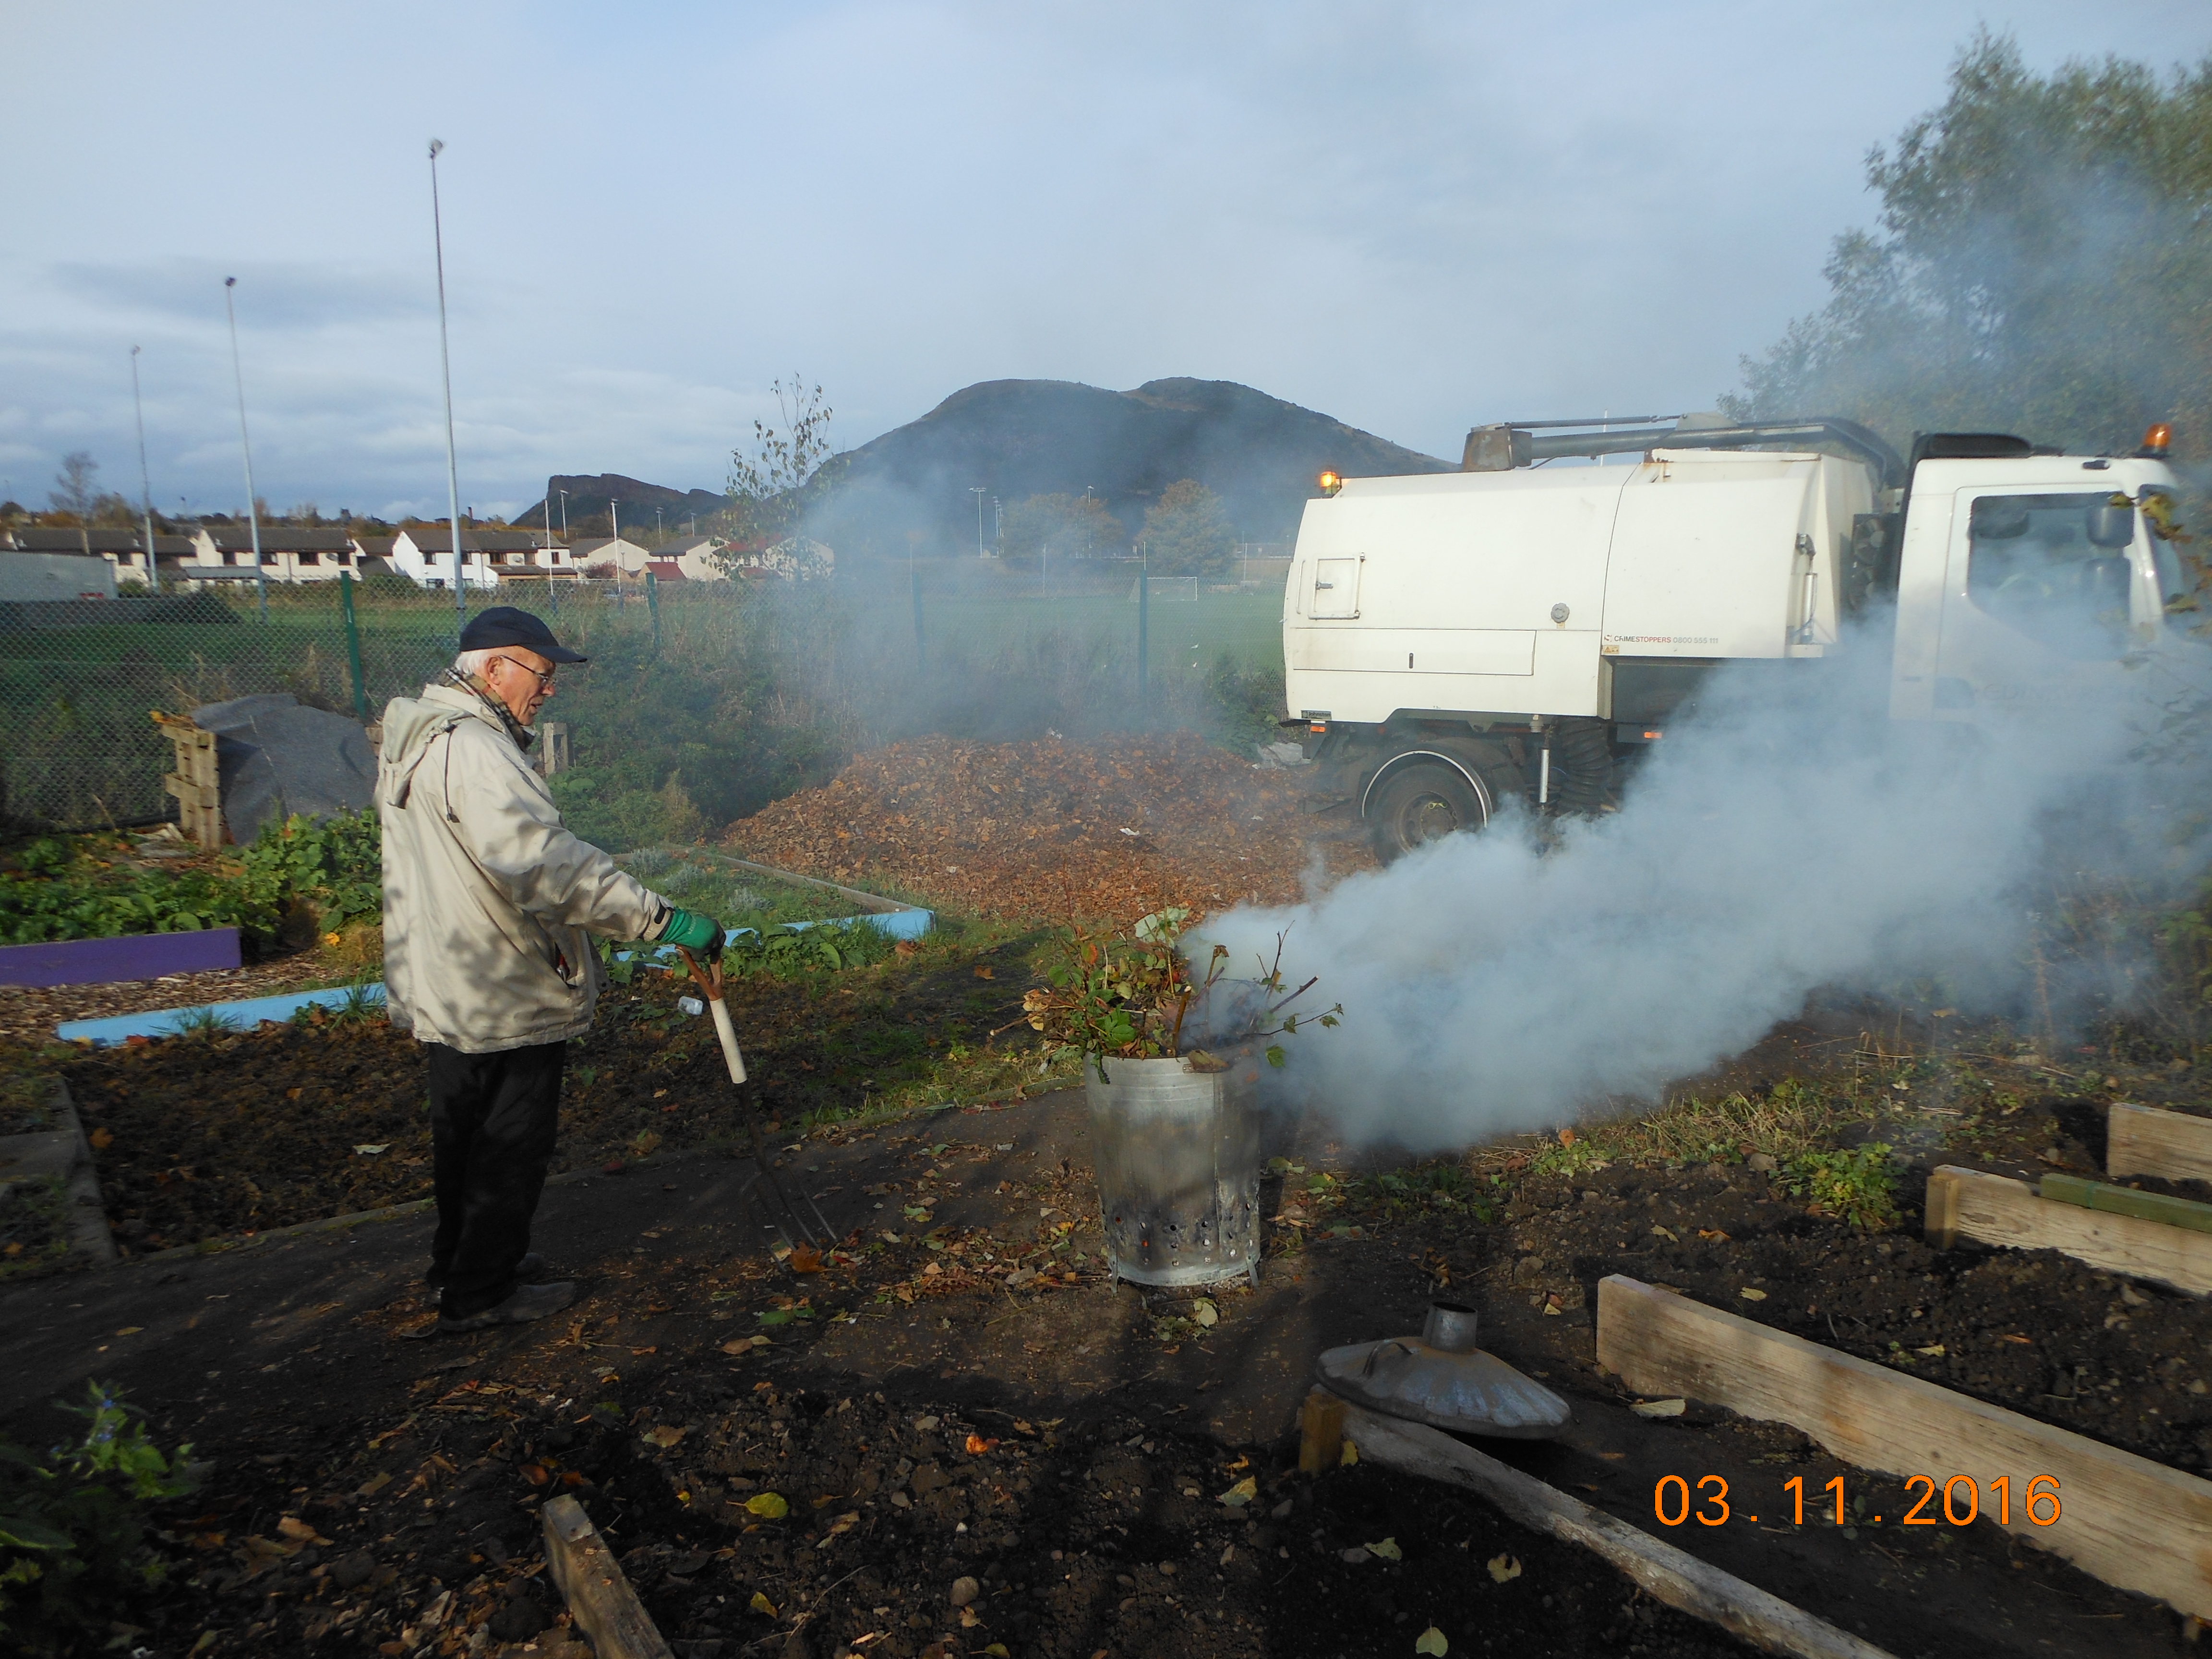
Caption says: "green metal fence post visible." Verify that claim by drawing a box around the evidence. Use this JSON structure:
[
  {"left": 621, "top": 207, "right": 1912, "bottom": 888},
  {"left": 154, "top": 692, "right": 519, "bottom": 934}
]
[
  {"left": 645, "top": 570, "right": 661, "bottom": 655},
  {"left": 339, "top": 572, "right": 370, "bottom": 720},
  {"left": 1137, "top": 568, "right": 1149, "bottom": 725}
]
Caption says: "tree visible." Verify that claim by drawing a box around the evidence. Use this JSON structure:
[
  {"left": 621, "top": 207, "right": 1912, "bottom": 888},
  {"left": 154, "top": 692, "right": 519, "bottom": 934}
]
[
  {"left": 999, "top": 493, "right": 1127, "bottom": 569},
  {"left": 721, "top": 376, "right": 846, "bottom": 565},
  {"left": 1140, "top": 480, "right": 1235, "bottom": 576},
  {"left": 48, "top": 451, "right": 100, "bottom": 520},
  {"left": 1725, "top": 31, "right": 2212, "bottom": 462}
]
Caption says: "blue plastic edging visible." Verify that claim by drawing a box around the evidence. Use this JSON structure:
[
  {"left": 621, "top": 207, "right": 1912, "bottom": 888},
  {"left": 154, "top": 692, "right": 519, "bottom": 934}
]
[
  {"left": 58, "top": 986, "right": 387, "bottom": 1048},
  {"left": 57, "top": 909, "right": 933, "bottom": 1046}
]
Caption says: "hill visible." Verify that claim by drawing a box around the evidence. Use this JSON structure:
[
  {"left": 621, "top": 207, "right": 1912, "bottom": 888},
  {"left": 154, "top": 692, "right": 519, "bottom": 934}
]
[
  {"left": 810, "top": 377, "right": 1449, "bottom": 555},
  {"left": 512, "top": 473, "right": 727, "bottom": 540}
]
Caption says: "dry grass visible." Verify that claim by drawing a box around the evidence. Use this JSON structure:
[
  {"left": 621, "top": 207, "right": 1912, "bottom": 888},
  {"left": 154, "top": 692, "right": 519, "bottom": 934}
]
[{"left": 1524, "top": 1077, "right": 1873, "bottom": 1178}]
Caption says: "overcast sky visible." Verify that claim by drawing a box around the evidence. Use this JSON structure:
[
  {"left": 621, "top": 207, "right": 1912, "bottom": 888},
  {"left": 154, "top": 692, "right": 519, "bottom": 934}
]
[{"left": 3, "top": 2, "right": 2207, "bottom": 524}]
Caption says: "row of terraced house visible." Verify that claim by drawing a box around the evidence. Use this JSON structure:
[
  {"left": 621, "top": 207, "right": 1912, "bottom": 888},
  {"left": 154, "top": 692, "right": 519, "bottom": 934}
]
[{"left": 0, "top": 526, "right": 746, "bottom": 594}]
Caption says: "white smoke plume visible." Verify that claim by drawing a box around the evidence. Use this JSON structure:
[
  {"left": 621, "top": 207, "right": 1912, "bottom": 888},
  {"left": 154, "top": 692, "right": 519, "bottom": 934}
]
[{"left": 1197, "top": 629, "right": 2212, "bottom": 1152}]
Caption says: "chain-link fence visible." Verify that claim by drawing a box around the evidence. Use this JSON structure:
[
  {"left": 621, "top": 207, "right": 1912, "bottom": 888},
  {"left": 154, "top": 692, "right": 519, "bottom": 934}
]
[
  {"left": 0, "top": 577, "right": 673, "bottom": 832},
  {"left": 0, "top": 567, "right": 1289, "bottom": 835}
]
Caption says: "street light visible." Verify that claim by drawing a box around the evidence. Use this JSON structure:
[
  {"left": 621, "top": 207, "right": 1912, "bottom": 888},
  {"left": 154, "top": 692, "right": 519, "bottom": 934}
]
[
  {"left": 428, "top": 138, "right": 466, "bottom": 629},
  {"left": 969, "top": 485, "right": 986, "bottom": 557},
  {"left": 221, "top": 277, "right": 268, "bottom": 620},
  {"left": 130, "top": 345, "right": 159, "bottom": 596},
  {"left": 556, "top": 488, "right": 569, "bottom": 538}
]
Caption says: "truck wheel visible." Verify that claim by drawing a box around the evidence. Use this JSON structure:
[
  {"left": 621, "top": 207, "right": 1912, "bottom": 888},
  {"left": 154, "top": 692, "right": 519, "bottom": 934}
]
[{"left": 1366, "top": 761, "right": 1488, "bottom": 862}]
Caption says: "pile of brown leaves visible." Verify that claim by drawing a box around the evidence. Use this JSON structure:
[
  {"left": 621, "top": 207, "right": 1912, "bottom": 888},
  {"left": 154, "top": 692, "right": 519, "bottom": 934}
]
[{"left": 720, "top": 733, "right": 1372, "bottom": 922}]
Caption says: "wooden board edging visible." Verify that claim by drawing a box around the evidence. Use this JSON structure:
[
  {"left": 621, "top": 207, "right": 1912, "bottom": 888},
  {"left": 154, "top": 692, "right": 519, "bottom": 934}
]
[
  {"left": 2042, "top": 1171, "right": 2212, "bottom": 1235},
  {"left": 2108, "top": 1103, "right": 2212, "bottom": 1187},
  {"left": 1924, "top": 1164, "right": 2212, "bottom": 1296},
  {"left": 542, "top": 1493, "right": 675, "bottom": 1659},
  {"left": 1336, "top": 1402, "right": 1892, "bottom": 1659},
  {"left": 1595, "top": 1273, "right": 2212, "bottom": 1619}
]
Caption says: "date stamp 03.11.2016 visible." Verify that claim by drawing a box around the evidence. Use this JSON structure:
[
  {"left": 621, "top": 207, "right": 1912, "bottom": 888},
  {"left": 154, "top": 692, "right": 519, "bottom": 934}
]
[{"left": 1653, "top": 1473, "right": 2061, "bottom": 1530}]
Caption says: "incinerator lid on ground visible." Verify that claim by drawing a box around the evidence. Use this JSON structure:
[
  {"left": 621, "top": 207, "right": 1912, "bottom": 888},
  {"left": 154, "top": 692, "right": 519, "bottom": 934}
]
[{"left": 1316, "top": 1301, "right": 1572, "bottom": 1440}]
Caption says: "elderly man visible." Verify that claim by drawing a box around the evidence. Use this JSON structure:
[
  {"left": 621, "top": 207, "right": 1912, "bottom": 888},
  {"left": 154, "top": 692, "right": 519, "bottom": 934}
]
[{"left": 377, "top": 606, "right": 722, "bottom": 1333}]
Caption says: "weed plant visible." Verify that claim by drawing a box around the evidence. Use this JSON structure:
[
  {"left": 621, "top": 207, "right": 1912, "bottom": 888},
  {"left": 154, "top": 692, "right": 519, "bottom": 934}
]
[{"left": 0, "top": 1383, "right": 195, "bottom": 1656}]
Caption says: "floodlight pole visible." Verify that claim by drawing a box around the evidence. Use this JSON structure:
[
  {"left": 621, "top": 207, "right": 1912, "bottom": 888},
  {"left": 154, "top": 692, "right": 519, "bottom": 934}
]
[
  {"left": 130, "top": 345, "right": 159, "bottom": 595},
  {"left": 429, "top": 138, "right": 466, "bottom": 632},
  {"left": 556, "top": 488, "right": 568, "bottom": 538},
  {"left": 222, "top": 277, "right": 268, "bottom": 620},
  {"left": 970, "top": 485, "right": 986, "bottom": 557}
]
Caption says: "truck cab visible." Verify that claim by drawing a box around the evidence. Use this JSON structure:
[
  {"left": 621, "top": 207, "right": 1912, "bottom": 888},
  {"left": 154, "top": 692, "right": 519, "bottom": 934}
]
[
  {"left": 1885, "top": 446, "right": 2184, "bottom": 721},
  {"left": 1285, "top": 415, "right": 2188, "bottom": 860}
]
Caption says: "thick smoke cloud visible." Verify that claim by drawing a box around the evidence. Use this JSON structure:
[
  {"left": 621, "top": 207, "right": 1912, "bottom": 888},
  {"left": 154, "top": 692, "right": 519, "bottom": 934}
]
[{"left": 1197, "top": 626, "right": 2212, "bottom": 1151}]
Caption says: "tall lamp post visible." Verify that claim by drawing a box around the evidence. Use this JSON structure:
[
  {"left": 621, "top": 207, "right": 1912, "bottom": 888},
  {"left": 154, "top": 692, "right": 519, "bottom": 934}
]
[
  {"left": 969, "top": 485, "right": 986, "bottom": 557},
  {"left": 556, "top": 488, "right": 569, "bottom": 538},
  {"left": 221, "top": 277, "right": 268, "bottom": 620},
  {"left": 428, "top": 138, "right": 466, "bottom": 631},
  {"left": 130, "top": 345, "right": 159, "bottom": 596}
]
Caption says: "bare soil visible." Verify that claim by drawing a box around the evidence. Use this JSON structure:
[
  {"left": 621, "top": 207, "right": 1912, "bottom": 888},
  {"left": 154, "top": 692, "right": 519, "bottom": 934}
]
[{"left": 56, "top": 937, "right": 1044, "bottom": 1252}]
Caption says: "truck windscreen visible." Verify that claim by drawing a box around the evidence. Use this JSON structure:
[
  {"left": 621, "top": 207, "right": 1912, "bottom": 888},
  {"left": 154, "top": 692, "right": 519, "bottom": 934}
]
[{"left": 1965, "top": 491, "right": 2137, "bottom": 658}]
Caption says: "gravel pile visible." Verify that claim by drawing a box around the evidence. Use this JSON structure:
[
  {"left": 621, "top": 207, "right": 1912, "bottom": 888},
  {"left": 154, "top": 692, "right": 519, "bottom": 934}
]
[{"left": 721, "top": 733, "right": 1372, "bottom": 923}]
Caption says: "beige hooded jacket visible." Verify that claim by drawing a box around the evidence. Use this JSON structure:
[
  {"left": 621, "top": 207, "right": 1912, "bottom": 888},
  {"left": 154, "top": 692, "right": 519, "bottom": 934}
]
[{"left": 377, "top": 681, "right": 669, "bottom": 1053}]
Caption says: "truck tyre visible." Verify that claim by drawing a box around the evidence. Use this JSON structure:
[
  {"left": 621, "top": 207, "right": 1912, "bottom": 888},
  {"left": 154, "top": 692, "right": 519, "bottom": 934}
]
[
  {"left": 1549, "top": 718, "right": 1613, "bottom": 815},
  {"left": 1366, "top": 761, "right": 1489, "bottom": 862}
]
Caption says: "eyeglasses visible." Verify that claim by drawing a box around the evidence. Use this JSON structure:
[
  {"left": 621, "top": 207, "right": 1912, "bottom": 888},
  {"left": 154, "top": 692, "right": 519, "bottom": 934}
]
[{"left": 489, "top": 656, "right": 557, "bottom": 692}]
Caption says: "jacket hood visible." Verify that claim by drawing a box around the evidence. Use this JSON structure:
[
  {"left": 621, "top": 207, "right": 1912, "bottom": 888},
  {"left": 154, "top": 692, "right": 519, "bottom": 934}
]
[{"left": 381, "top": 683, "right": 497, "bottom": 769}]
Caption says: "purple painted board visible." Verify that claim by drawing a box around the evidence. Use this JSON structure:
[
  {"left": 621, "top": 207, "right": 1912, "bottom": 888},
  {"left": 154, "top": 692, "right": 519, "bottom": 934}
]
[{"left": 0, "top": 927, "right": 241, "bottom": 988}]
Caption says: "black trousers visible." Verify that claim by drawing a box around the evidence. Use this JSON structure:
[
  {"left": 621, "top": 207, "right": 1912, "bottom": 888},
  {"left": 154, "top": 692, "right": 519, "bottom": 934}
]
[{"left": 425, "top": 1040, "right": 565, "bottom": 1317}]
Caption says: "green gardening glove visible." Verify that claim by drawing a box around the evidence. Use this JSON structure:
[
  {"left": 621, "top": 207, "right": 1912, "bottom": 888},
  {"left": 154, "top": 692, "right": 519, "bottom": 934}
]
[{"left": 656, "top": 908, "right": 726, "bottom": 952}]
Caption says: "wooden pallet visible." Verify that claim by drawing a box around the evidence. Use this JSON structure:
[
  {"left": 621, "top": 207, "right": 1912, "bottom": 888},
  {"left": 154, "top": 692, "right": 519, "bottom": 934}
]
[{"left": 151, "top": 710, "right": 221, "bottom": 847}]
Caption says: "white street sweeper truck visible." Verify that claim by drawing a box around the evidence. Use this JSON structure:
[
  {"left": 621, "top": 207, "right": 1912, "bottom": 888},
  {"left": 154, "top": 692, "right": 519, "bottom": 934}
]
[{"left": 1285, "top": 414, "right": 2191, "bottom": 859}]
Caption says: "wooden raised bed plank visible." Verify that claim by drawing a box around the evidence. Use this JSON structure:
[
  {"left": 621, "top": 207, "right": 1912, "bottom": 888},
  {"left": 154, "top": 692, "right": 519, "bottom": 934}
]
[
  {"left": 1337, "top": 1402, "right": 1892, "bottom": 1659},
  {"left": 1923, "top": 1164, "right": 2212, "bottom": 1296},
  {"left": 2107, "top": 1102, "right": 2212, "bottom": 1187},
  {"left": 1595, "top": 1273, "right": 2212, "bottom": 1620},
  {"left": 541, "top": 1494, "right": 675, "bottom": 1659},
  {"left": 2042, "top": 1170, "right": 2212, "bottom": 1234}
]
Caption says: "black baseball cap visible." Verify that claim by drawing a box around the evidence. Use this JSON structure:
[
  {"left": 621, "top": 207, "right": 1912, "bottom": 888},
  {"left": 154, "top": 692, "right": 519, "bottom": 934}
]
[{"left": 460, "top": 606, "right": 589, "bottom": 664}]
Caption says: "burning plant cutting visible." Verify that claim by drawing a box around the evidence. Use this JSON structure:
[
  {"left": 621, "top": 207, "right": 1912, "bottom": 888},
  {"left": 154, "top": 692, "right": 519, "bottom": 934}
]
[
  {"left": 1017, "top": 908, "right": 1341, "bottom": 1288},
  {"left": 1017, "top": 905, "right": 1340, "bottom": 1082}
]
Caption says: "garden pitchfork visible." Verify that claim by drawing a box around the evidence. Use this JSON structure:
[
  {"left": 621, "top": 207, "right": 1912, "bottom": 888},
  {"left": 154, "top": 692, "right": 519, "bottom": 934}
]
[{"left": 674, "top": 945, "right": 834, "bottom": 1252}]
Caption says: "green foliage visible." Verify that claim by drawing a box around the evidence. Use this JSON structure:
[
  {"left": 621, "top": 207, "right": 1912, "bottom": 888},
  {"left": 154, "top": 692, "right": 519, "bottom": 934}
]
[
  {"left": 1727, "top": 31, "right": 2212, "bottom": 462},
  {"left": 0, "top": 1383, "right": 195, "bottom": 1654},
  {"left": 999, "top": 493, "right": 1128, "bottom": 569},
  {"left": 0, "top": 812, "right": 379, "bottom": 947},
  {"left": 237, "top": 808, "right": 383, "bottom": 933},
  {"left": 1022, "top": 909, "right": 1339, "bottom": 1079},
  {"left": 0, "top": 840, "right": 277, "bottom": 946},
  {"left": 551, "top": 767, "right": 707, "bottom": 854},
  {"left": 1141, "top": 480, "right": 1236, "bottom": 577},
  {"left": 720, "top": 919, "right": 897, "bottom": 978},
  {"left": 1781, "top": 1142, "right": 1900, "bottom": 1230}
]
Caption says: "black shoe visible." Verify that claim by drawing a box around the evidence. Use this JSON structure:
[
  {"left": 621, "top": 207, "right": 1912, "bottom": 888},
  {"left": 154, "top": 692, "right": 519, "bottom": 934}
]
[{"left": 436, "top": 1280, "right": 579, "bottom": 1334}]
